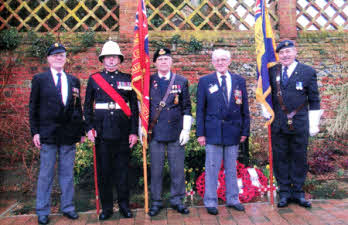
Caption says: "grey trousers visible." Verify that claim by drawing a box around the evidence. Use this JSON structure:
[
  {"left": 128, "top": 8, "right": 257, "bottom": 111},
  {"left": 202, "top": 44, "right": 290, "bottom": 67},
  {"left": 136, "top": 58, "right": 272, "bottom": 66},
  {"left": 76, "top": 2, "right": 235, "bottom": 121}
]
[
  {"left": 36, "top": 144, "right": 76, "bottom": 216},
  {"left": 204, "top": 144, "right": 240, "bottom": 207},
  {"left": 150, "top": 139, "right": 185, "bottom": 207}
]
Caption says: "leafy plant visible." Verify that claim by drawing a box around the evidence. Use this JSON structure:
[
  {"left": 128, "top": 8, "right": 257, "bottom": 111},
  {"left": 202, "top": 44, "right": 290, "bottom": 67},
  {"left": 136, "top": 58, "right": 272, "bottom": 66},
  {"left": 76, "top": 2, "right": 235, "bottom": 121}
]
[
  {"left": 308, "top": 149, "right": 335, "bottom": 175},
  {"left": 0, "top": 27, "right": 22, "bottom": 50},
  {"left": 309, "top": 181, "right": 347, "bottom": 199},
  {"left": 74, "top": 140, "right": 93, "bottom": 185},
  {"left": 26, "top": 30, "right": 55, "bottom": 61}
]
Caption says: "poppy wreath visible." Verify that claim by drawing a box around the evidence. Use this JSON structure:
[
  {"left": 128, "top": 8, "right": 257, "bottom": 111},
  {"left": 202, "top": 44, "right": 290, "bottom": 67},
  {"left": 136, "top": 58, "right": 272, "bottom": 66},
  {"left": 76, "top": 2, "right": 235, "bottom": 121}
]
[{"left": 195, "top": 161, "right": 268, "bottom": 203}]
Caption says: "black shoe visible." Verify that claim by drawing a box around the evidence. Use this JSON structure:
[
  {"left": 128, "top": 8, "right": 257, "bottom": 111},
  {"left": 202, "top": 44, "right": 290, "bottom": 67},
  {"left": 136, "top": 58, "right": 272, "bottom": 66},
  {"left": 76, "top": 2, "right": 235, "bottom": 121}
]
[
  {"left": 227, "top": 203, "right": 245, "bottom": 211},
  {"left": 277, "top": 197, "right": 289, "bottom": 208},
  {"left": 38, "top": 215, "right": 49, "bottom": 225},
  {"left": 294, "top": 197, "right": 312, "bottom": 208},
  {"left": 171, "top": 204, "right": 190, "bottom": 214},
  {"left": 99, "top": 210, "right": 113, "bottom": 220},
  {"left": 63, "top": 211, "right": 79, "bottom": 220},
  {"left": 119, "top": 205, "right": 133, "bottom": 218},
  {"left": 149, "top": 205, "right": 163, "bottom": 217},
  {"left": 206, "top": 207, "right": 218, "bottom": 215}
]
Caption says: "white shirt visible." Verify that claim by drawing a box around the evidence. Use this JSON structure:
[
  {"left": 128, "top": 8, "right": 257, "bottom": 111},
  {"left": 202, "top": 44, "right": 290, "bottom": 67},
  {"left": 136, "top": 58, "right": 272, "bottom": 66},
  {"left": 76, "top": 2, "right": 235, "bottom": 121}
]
[
  {"left": 282, "top": 61, "right": 298, "bottom": 78},
  {"left": 158, "top": 71, "right": 170, "bottom": 80},
  {"left": 51, "top": 68, "right": 68, "bottom": 105},
  {"left": 217, "top": 71, "right": 231, "bottom": 101}
]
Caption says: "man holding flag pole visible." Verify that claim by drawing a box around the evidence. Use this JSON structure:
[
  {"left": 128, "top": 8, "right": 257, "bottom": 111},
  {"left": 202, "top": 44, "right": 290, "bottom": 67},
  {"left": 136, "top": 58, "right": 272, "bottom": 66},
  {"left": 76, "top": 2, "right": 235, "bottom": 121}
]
[{"left": 255, "top": 0, "right": 322, "bottom": 208}]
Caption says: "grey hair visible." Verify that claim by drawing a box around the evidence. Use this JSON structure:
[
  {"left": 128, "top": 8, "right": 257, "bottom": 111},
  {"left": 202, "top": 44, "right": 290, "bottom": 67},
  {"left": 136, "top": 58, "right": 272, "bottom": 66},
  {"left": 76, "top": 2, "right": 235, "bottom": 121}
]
[{"left": 212, "top": 48, "right": 231, "bottom": 60}]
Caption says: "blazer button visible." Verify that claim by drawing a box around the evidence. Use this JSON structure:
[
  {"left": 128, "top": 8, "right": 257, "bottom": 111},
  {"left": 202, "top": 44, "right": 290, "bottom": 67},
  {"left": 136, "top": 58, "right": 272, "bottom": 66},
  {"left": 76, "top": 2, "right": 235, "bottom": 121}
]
[
  {"left": 168, "top": 120, "right": 170, "bottom": 123},
  {"left": 111, "top": 76, "right": 114, "bottom": 78},
  {"left": 111, "top": 84, "right": 114, "bottom": 86},
  {"left": 111, "top": 112, "right": 114, "bottom": 115}
]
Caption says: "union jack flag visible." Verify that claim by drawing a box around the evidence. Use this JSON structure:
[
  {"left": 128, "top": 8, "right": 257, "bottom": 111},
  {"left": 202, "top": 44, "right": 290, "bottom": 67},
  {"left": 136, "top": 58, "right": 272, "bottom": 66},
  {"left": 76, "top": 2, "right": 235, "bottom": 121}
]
[
  {"left": 254, "top": 0, "right": 278, "bottom": 125},
  {"left": 131, "top": 0, "right": 150, "bottom": 147}
]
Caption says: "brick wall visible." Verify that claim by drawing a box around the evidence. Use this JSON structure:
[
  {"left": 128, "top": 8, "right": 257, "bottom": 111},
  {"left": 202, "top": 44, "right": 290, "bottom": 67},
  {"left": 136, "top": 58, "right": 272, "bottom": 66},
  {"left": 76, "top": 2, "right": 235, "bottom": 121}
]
[{"left": 1, "top": 32, "right": 347, "bottom": 140}]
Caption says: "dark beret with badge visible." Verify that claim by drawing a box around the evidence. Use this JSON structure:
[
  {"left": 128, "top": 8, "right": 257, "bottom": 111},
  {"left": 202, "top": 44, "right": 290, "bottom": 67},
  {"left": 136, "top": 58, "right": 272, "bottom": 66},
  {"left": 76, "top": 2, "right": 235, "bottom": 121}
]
[
  {"left": 276, "top": 40, "right": 295, "bottom": 53},
  {"left": 47, "top": 43, "right": 66, "bottom": 56},
  {"left": 153, "top": 48, "right": 171, "bottom": 62}
]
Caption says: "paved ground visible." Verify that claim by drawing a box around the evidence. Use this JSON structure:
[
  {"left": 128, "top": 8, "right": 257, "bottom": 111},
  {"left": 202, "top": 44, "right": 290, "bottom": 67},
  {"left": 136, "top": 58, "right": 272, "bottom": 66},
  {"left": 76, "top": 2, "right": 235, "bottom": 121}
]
[{"left": 1, "top": 199, "right": 348, "bottom": 225}]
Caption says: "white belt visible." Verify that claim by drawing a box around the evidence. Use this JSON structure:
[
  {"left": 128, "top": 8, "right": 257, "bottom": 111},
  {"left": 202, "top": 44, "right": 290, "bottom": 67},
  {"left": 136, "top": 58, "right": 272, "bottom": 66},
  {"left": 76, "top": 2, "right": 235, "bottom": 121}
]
[{"left": 95, "top": 102, "right": 122, "bottom": 110}]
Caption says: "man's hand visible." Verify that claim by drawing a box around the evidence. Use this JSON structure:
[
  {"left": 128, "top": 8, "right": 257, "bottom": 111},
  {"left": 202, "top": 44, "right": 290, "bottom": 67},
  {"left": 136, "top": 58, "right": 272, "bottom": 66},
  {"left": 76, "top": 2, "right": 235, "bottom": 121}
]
[
  {"left": 33, "top": 134, "right": 41, "bottom": 149},
  {"left": 87, "top": 130, "right": 96, "bottom": 142},
  {"left": 197, "top": 136, "right": 206, "bottom": 146},
  {"left": 129, "top": 134, "right": 138, "bottom": 148},
  {"left": 240, "top": 136, "right": 247, "bottom": 143}
]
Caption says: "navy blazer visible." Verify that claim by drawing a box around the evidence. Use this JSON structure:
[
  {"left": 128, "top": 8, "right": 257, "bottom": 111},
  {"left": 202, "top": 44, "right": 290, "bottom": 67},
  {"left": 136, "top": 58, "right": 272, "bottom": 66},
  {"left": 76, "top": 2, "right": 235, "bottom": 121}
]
[
  {"left": 29, "top": 70, "right": 84, "bottom": 145},
  {"left": 149, "top": 72, "right": 192, "bottom": 142},
  {"left": 196, "top": 72, "right": 250, "bottom": 145},
  {"left": 269, "top": 63, "right": 320, "bottom": 134},
  {"left": 84, "top": 70, "right": 139, "bottom": 141}
]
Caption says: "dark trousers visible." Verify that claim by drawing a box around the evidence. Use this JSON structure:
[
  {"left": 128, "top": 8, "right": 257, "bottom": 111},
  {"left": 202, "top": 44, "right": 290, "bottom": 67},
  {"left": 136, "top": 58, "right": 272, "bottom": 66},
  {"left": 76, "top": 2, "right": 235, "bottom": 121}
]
[
  {"left": 272, "top": 131, "right": 308, "bottom": 199},
  {"left": 95, "top": 139, "right": 130, "bottom": 211},
  {"left": 150, "top": 139, "right": 185, "bottom": 207}
]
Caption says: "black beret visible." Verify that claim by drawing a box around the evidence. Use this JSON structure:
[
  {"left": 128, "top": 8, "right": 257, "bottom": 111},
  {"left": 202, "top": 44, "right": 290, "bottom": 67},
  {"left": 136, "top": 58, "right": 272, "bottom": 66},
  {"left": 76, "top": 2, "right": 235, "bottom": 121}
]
[
  {"left": 153, "top": 48, "right": 171, "bottom": 62},
  {"left": 276, "top": 40, "right": 295, "bottom": 53},
  {"left": 47, "top": 43, "right": 66, "bottom": 56}
]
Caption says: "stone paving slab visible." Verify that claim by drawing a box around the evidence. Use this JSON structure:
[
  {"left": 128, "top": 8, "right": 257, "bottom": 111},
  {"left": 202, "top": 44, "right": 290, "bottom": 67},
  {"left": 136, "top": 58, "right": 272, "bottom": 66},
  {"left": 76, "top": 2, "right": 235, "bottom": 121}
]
[{"left": 0, "top": 199, "right": 348, "bottom": 224}]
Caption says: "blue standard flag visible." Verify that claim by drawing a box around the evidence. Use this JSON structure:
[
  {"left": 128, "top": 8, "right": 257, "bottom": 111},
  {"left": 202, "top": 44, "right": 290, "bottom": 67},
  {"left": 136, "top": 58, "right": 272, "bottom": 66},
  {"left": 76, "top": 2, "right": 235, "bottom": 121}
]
[{"left": 255, "top": 0, "right": 278, "bottom": 125}]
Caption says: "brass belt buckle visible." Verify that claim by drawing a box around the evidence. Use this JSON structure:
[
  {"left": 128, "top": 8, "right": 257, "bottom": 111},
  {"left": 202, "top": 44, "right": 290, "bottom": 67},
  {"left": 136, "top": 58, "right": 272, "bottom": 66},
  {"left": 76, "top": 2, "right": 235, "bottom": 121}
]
[
  {"left": 159, "top": 101, "right": 166, "bottom": 107},
  {"left": 108, "top": 102, "right": 116, "bottom": 110}
]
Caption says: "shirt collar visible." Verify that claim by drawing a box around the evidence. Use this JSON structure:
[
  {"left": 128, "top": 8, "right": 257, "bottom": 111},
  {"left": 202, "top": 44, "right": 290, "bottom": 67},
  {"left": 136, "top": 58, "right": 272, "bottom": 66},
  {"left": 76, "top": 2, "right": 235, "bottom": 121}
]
[
  {"left": 283, "top": 61, "right": 297, "bottom": 71},
  {"left": 158, "top": 71, "right": 170, "bottom": 80},
  {"left": 50, "top": 67, "right": 65, "bottom": 77},
  {"left": 217, "top": 71, "right": 230, "bottom": 80}
]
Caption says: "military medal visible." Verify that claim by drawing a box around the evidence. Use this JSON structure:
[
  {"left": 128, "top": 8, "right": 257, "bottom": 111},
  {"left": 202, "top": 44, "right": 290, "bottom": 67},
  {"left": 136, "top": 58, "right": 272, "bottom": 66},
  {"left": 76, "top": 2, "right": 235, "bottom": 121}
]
[
  {"left": 174, "top": 94, "right": 179, "bottom": 104},
  {"left": 234, "top": 90, "right": 242, "bottom": 104},
  {"left": 153, "top": 80, "right": 158, "bottom": 89}
]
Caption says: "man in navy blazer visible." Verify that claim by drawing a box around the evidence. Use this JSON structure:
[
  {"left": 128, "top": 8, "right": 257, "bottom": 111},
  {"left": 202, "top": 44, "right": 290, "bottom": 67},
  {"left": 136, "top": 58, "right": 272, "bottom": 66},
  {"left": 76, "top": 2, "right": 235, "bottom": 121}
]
[
  {"left": 268, "top": 40, "right": 321, "bottom": 208},
  {"left": 29, "top": 43, "right": 84, "bottom": 224},
  {"left": 148, "top": 48, "right": 192, "bottom": 216},
  {"left": 196, "top": 49, "right": 250, "bottom": 215}
]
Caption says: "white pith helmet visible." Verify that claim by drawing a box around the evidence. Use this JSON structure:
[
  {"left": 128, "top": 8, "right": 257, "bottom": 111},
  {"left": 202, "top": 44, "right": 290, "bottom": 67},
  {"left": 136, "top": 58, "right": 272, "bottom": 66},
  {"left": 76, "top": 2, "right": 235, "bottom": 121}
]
[{"left": 98, "top": 40, "right": 124, "bottom": 63}]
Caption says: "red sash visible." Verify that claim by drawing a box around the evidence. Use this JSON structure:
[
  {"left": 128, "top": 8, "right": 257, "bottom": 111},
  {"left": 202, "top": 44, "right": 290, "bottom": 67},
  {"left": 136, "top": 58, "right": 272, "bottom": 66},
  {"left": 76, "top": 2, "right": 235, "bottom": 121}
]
[{"left": 92, "top": 73, "right": 132, "bottom": 117}]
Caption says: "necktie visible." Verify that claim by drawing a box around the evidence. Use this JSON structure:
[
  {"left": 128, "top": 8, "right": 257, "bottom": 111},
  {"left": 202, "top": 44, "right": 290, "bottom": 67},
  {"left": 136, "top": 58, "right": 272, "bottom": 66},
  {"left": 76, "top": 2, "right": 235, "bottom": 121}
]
[
  {"left": 221, "top": 75, "right": 228, "bottom": 103},
  {"left": 56, "top": 72, "right": 63, "bottom": 103},
  {"left": 282, "top": 66, "right": 288, "bottom": 86}
]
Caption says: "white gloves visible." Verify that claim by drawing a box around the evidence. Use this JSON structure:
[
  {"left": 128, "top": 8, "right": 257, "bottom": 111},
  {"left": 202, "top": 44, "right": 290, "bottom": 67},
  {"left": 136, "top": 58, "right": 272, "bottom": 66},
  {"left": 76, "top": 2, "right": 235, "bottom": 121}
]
[
  {"left": 179, "top": 115, "right": 192, "bottom": 146},
  {"left": 309, "top": 110, "right": 323, "bottom": 136}
]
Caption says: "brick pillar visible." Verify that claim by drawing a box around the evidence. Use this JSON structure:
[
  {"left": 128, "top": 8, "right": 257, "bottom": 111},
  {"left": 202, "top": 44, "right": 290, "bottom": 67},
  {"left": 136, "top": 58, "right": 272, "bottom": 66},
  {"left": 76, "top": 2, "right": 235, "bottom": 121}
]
[
  {"left": 278, "top": 0, "right": 297, "bottom": 40},
  {"left": 118, "top": 0, "right": 138, "bottom": 40}
]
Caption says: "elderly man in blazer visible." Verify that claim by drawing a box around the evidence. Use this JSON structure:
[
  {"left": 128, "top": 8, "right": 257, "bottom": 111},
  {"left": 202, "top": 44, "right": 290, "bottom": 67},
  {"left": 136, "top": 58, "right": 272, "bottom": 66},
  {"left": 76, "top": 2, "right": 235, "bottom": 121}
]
[
  {"left": 269, "top": 40, "right": 321, "bottom": 208},
  {"left": 196, "top": 48, "right": 250, "bottom": 215},
  {"left": 29, "top": 43, "right": 84, "bottom": 224},
  {"left": 148, "top": 48, "right": 192, "bottom": 216}
]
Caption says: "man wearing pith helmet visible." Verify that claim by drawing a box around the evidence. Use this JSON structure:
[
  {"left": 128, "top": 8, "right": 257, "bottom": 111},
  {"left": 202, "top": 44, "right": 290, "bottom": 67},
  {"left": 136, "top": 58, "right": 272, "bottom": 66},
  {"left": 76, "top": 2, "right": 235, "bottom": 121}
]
[
  {"left": 84, "top": 40, "right": 139, "bottom": 220},
  {"left": 269, "top": 40, "right": 321, "bottom": 208},
  {"left": 148, "top": 48, "right": 192, "bottom": 216}
]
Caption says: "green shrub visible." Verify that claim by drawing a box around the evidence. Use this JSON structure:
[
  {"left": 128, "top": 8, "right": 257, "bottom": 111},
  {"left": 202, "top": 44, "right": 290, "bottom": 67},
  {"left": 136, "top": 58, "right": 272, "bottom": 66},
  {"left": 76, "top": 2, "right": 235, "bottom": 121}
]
[
  {"left": 0, "top": 27, "right": 22, "bottom": 50},
  {"left": 74, "top": 140, "right": 93, "bottom": 185},
  {"left": 27, "top": 30, "right": 55, "bottom": 61}
]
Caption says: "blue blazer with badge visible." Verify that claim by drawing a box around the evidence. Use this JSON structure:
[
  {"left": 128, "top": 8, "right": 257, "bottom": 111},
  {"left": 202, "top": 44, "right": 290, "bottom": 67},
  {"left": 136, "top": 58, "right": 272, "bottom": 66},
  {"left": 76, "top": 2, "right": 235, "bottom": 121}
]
[
  {"left": 196, "top": 72, "right": 250, "bottom": 145},
  {"left": 149, "top": 72, "right": 192, "bottom": 142},
  {"left": 269, "top": 63, "right": 320, "bottom": 134},
  {"left": 29, "top": 70, "right": 84, "bottom": 145}
]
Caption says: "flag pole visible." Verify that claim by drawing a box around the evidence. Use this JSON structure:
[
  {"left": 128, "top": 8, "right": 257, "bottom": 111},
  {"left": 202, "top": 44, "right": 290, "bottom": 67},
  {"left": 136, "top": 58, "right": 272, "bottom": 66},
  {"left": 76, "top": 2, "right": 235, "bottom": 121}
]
[
  {"left": 92, "top": 129, "right": 100, "bottom": 215},
  {"left": 142, "top": 135, "right": 149, "bottom": 213},
  {"left": 267, "top": 125, "right": 274, "bottom": 205}
]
